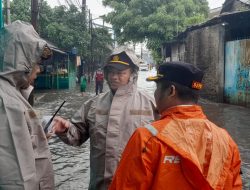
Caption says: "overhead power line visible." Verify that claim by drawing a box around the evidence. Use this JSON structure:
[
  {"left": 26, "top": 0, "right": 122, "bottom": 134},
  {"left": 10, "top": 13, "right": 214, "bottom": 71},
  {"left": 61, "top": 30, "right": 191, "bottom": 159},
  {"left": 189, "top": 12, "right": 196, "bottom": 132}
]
[
  {"left": 64, "top": 0, "right": 71, "bottom": 7},
  {"left": 76, "top": 0, "right": 81, "bottom": 8},
  {"left": 57, "top": 0, "right": 62, "bottom": 6}
]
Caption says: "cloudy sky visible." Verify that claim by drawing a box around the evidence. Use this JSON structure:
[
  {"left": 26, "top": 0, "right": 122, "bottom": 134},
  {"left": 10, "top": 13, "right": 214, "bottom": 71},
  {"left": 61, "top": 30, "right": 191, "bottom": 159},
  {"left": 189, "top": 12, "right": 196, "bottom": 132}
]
[
  {"left": 47, "top": 0, "right": 225, "bottom": 18},
  {"left": 46, "top": 0, "right": 225, "bottom": 52},
  {"left": 208, "top": 0, "right": 225, "bottom": 9}
]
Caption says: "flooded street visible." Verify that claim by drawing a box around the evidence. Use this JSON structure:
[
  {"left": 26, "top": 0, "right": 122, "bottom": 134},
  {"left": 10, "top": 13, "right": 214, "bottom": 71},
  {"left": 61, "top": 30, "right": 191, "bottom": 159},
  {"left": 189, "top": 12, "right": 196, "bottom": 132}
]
[{"left": 34, "top": 69, "right": 250, "bottom": 189}]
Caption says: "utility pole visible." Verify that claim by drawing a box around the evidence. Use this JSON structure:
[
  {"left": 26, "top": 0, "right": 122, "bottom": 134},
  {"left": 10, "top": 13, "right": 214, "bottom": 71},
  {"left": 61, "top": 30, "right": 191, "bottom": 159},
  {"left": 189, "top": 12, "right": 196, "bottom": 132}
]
[
  {"left": 80, "top": 0, "right": 87, "bottom": 75},
  {"left": 90, "top": 14, "right": 93, "bottom": 66},
  {"left": 88, "top": 10, "right": 94, "bottom": 74},
  {"left": 31, "top": 0, "right": 39, "bottom": 31},
  {"left": 0, "top": 0, "right": 3, "bottom": 28},
  {"left": 6, "top": 0, "right": 10, "bottom": 24},
  {"left": 82, "top": 0, "right": 86, "bottom": 12},
  {"left": 176, "top": 8, "right": 178, "bottom": 36},
  {"left": 141, "top": 43, "right": 143, "bottom": 59},
  {"left": 88, "top": 10, "right": 91, "bottom": 34},
  {"left": 88, "top": 10, "right": 93, "bottom": 63},
  {"left": 81, "top": 0, "right": 86, "bottom": 27}
]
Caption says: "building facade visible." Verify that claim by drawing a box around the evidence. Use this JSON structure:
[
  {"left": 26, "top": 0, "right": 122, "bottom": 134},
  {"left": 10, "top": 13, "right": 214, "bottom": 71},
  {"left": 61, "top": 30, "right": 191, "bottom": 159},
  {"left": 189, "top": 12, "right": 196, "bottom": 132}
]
[{"left": 162, "top": 9, "right": 250, "bottom": 107}]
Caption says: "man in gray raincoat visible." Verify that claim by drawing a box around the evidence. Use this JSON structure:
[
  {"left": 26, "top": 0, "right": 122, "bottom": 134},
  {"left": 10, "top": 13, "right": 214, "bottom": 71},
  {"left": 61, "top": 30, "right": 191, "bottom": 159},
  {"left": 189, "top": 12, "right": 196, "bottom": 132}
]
[
  {"left": 53, "top": 47, "right": 159, "bottom": 190},
  {"left": 0, "top": 21, "right": 54, "bottom": 189}
]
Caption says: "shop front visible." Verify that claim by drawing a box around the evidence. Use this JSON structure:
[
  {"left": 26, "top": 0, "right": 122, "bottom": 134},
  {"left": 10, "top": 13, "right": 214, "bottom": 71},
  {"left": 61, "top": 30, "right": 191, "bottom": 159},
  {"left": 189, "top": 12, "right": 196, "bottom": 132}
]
[{"left": 35, "top": 48, "right": 76, "bottom": 90}]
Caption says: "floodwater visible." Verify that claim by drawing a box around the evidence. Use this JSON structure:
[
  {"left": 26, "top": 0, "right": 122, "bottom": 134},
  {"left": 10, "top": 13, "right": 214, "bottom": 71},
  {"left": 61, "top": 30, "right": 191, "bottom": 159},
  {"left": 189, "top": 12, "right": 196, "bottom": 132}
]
[{"left": 34, "top": 69, "right": 250, "bottom": 189}]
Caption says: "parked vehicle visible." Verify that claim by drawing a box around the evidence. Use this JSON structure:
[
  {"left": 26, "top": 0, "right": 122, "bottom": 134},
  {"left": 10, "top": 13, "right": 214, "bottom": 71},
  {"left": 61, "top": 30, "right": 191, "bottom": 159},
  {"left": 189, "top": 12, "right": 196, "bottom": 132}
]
[{"left": 139, "top": 63, "right": 149, "bottom": 71}]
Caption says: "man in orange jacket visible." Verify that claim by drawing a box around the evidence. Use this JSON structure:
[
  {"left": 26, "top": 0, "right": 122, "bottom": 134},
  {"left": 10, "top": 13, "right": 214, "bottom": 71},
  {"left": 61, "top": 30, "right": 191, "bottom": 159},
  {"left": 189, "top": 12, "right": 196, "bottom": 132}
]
[{"left": 109, "top": 61, "right": 242, "bottom": 190}]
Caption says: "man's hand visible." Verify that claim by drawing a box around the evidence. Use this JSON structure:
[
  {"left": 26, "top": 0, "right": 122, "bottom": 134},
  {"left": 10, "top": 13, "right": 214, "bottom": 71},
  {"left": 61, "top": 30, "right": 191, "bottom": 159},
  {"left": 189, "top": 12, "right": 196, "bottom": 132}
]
[{"left": 52, "top": 116, "right": 71, "bottom": 134}]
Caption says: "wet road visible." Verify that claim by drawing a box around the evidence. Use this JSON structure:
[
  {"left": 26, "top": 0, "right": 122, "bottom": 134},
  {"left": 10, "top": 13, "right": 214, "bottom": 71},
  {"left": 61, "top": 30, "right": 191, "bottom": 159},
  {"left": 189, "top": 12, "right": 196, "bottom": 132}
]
[{"left": 34, "top": 69, "right": 250, "bottom": 189}]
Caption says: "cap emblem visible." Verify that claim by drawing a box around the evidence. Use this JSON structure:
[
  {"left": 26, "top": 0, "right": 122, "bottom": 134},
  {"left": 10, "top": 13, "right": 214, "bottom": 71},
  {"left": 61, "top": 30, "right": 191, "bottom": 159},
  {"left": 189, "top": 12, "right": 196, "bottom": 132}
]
[
  {"left": 110, "top": 55, "right": 129, "bottom": 65},
  {"left": 112, "top": 55, "right": 120, "bottom": 62},
  {"left": 192, "top": 81, "right": 203, "bottom": 90}
]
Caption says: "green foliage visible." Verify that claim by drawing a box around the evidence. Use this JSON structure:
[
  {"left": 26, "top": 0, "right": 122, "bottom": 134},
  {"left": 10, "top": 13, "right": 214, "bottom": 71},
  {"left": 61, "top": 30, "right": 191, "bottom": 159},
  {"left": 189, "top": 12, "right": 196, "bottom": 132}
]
[
  {"left": 40, "top": 5, "right": 90, "bottom": 56},
  {"left": 103, "top": 0, "right": 209, "bottom": 62},
  {"left": 92, "top": 27, "right": 114, "bottom": 64},
  {"left": 9, "top": 1, "right": 113, "bottom": 64},
  {"left": 10, "top": 0, "right": 31, "bottom": 22}
]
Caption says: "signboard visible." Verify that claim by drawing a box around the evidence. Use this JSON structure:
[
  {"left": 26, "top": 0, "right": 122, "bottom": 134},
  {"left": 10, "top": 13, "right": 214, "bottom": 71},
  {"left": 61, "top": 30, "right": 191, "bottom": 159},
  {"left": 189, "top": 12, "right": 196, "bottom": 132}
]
[{"left": 76, "top": 56, "right": 81, "bottom": 66}]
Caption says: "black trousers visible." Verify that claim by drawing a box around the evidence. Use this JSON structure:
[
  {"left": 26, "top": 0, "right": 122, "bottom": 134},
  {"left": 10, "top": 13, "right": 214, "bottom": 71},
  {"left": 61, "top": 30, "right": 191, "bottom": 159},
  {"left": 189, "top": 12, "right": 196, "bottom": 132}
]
[{"left": 95, "top": 81, "right": 103, "bottom": 95}]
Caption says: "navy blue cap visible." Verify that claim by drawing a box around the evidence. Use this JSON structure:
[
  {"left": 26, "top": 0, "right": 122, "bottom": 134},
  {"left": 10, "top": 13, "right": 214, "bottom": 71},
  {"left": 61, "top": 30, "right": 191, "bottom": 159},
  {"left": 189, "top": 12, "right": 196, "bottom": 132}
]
[
  {"left": 105, "top": 52, "right": 132, "bottom": 71},
  {"left": 147, "top": 62, "right": 204, "bottom": 90}
]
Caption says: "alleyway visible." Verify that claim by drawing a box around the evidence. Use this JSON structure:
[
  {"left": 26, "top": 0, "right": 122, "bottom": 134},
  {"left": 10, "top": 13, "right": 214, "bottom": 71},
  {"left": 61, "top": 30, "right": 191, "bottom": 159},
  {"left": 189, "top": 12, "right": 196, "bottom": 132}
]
[{"left": 34, "top": 70, "right": 250, "bottom": 189}]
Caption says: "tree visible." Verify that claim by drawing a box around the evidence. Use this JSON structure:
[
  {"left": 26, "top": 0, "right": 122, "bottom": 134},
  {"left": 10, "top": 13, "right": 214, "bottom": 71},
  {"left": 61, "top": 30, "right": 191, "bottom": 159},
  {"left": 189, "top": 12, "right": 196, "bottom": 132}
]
[
  {"left": 10, "top": 1, "right": 113, "bottom": 65},
  {"left": 39, "top": 4, "right": 113, "bottom": 63},
  {"left": 103, "top": 0, "right": 209, "bottom": 63},
  {"left": 38, "top": 4, "right": 90, "bottom": 57},
  {"left": 92, "top": 27, "right": 114, "bottom": 65},
  {"left": 10, "top": 0, "right": 31, "bottom": 22}
]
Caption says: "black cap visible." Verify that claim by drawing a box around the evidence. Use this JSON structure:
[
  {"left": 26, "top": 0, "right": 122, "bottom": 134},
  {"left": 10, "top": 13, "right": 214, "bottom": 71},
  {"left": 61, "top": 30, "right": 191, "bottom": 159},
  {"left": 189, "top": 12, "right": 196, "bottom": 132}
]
[
  {"left": 147, "top": 62, "right": 204, "bottom": 90},
  {"left": 105, "top": 52, "right": 133, "bottom": 71}
]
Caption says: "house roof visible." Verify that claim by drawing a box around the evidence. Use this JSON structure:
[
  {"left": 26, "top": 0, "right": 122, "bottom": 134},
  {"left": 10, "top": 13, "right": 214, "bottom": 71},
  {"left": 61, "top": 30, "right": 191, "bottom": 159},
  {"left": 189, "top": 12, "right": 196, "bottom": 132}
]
[
  {"left": 221, "top": 0, "right": 250, "bottom": 13},
  {"left": 48, "top": 43, "right": 67, "bottom": 55},
  {"left": 209, "top": 7, "right": 222, "bottom": 19},
  {"left": 239, "top": 0, "right": 250, "bottom": 5},
  {"left": 163, "top": 9, "right": 250, "bottom": 45}
]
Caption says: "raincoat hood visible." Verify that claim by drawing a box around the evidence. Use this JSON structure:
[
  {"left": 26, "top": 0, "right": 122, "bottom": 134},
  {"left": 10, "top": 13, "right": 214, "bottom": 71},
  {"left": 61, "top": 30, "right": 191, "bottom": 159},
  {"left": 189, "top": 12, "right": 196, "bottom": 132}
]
[{"left": 0, "top": 20, "right": 48, "bottom": 87}]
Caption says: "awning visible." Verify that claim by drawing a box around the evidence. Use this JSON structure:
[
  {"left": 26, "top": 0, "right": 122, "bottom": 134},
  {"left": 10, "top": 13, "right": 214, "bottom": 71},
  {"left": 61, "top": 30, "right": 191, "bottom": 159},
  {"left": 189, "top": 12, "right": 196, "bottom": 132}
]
[{"left": 47, "top": 42, "right": 67, "bottom": 55}]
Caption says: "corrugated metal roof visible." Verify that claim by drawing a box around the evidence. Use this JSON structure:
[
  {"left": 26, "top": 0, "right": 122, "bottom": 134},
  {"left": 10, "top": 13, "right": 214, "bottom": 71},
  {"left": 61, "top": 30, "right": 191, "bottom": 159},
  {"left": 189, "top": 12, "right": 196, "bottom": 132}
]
[
  {"left": 221, "top": 0, "right": 250, "bottom": 13},
  {"left": 209, "top": 7, "right": 222, "bottom": 18},
  {"left": 46, "top": 42, "right": 67, "bottom": 55},
  {"left": 170, "top": 10, "right": 250, "bottom": 40},
  {"left": 239, "top": 0, "right": 250, "bottom": 5}
]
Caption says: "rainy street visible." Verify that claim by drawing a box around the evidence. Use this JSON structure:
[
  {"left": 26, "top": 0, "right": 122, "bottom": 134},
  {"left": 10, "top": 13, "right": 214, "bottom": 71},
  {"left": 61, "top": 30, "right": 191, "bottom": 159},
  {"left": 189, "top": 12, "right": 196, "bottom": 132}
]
[{"left": 34, "top": 69, "right": 250, "bottom": 190}]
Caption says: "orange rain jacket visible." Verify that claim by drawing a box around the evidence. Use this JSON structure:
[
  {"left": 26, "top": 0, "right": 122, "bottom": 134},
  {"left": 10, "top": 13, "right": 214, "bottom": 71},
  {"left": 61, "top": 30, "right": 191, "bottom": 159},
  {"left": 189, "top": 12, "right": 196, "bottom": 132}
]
[{"left": 109, "top": 105, "right": 242, "bottom": 190}]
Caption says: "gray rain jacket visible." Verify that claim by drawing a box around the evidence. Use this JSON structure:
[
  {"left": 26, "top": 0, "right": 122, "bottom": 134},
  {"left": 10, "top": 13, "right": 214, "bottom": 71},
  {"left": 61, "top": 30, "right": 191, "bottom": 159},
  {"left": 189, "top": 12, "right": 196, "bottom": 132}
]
[
  {"left": 58, "top": 48, "right": 158, "bottom": 190},
  {"left": 0, "top": 21, "right": 54, "bottom": 190}
]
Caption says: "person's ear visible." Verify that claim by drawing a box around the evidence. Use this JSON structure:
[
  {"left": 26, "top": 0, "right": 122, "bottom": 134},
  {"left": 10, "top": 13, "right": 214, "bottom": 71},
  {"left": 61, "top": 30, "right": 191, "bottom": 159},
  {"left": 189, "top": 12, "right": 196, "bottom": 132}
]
[{"left": 169, "top": 85, "right": 176, "bottom": 97}]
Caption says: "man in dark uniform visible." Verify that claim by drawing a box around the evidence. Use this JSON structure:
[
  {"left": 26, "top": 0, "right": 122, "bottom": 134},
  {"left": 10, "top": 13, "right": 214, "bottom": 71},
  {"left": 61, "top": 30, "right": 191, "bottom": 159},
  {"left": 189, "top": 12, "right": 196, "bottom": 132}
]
[{"left": 109, "top": 61, "right": 242, "bottom": 190}]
